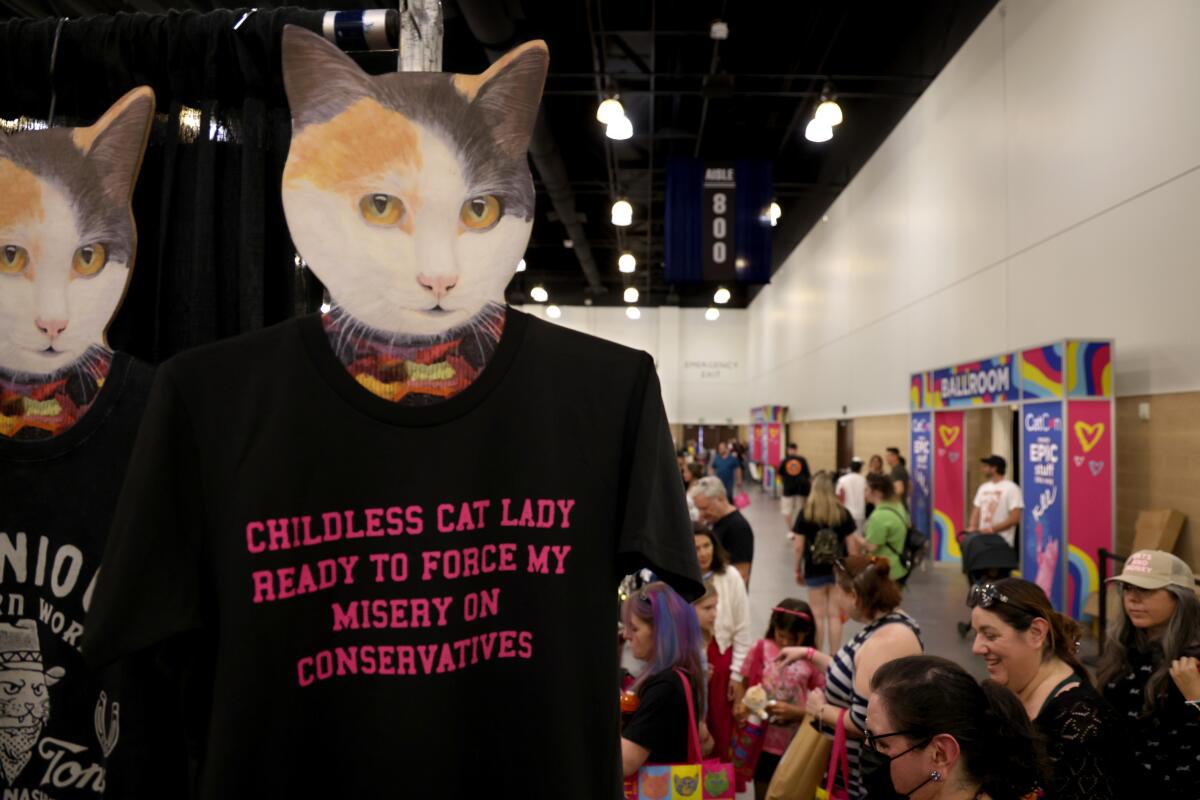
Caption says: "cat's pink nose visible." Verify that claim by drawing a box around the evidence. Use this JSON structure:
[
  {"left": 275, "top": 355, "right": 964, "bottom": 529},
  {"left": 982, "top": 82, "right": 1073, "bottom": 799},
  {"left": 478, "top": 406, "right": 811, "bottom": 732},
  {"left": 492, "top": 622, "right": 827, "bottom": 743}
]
[
  {"left": 35, "top": 318, "right": 68, "bottom": 340},
  {"left": 417, "top": 274, "right": 458, "bottom": 300}
]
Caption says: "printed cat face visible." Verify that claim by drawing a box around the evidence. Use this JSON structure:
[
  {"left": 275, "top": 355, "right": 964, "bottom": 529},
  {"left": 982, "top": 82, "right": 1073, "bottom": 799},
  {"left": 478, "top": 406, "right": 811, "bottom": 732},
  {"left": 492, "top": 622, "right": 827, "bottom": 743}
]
[
  {"left": 0, "top": 87, "right": 154, "bottom": 376},
  {"left": 280, "top": 25, "right": 548, "bottom": 338}
]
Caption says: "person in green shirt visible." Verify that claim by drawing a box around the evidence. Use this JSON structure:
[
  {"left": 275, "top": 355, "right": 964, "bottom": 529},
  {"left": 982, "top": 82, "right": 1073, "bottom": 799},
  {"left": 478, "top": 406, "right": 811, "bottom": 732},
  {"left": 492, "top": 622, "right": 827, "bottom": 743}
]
[{"left": 862, "top": 473, "right": 911, "bottom": 584}]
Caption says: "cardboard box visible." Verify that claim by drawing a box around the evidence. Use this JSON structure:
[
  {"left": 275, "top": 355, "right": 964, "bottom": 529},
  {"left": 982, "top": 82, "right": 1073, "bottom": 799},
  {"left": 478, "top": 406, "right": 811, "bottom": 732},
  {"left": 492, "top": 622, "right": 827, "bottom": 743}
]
[{"left": 1131, "top": 509, "right": 1186, "bottom": 554}]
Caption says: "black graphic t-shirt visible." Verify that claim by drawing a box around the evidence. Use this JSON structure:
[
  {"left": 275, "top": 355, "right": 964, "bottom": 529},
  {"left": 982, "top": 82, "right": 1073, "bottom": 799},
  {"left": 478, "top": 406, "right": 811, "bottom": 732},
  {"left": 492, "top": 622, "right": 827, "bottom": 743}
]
[
  {"left": 82, "top": 310, "right": 703, "bottom": 798},
  {"left": 0, "top": 353, "right": 180, "bottom": 799},
  {"left": 778, "top": 455, "right": 810, "bottom": 496}
]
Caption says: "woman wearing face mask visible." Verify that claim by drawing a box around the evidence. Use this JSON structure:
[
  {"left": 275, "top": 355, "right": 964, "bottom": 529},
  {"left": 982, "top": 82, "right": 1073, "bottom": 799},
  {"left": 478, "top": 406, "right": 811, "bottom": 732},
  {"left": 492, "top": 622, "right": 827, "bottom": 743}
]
[
  {"left": 1096, "top": 550, "right": 1200, "bottom": 799},
  {"left": 863, "top": 655, "right": 1042, "bottom": 800},
  {"left": 969, "top": 578, "right": 1128, "bottom": 799},
  {"left": 778, "top": 556, "right": 924, "bottom": 798}
]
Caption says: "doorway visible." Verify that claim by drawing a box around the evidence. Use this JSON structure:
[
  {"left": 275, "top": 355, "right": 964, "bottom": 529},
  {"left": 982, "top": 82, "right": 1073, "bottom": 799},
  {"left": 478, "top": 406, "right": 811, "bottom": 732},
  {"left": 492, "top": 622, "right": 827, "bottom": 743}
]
[{"left": 836, "top": 419, "right": 854, "bottom": 473}]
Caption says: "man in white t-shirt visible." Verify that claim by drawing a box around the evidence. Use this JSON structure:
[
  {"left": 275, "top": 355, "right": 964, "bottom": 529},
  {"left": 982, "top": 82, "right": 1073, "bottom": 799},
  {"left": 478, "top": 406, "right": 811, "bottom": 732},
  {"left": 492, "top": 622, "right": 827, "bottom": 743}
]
[
  {"left": 836, "top": 457, "right": 868, "bottom": 534},
  {"left": 968, "top": 455, "right": 1023, "bottom": 550}
]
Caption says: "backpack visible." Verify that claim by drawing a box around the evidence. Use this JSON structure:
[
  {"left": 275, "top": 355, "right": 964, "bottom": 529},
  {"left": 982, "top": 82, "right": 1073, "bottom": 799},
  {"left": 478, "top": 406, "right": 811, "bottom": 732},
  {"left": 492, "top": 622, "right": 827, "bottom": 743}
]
[
  {"left": 878, "top": 507, "right": 928, "bottom": 573},
  {"left": 810, "top": 526, "right": 842, "bottom": 566}
]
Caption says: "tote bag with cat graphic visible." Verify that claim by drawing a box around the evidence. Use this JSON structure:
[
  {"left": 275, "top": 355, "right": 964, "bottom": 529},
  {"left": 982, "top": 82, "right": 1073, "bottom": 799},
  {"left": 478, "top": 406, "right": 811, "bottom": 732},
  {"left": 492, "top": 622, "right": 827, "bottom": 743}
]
[{"left": 624, "top": 669, "right": 736, "bottom": 800}]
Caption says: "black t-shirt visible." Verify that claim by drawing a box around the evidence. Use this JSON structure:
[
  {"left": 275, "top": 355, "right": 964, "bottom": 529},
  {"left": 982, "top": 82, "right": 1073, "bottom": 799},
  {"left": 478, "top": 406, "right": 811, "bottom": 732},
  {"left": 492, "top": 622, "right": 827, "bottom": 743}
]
[
  {"left": 713, "top": 510, "right": 754, "bottom": 566},
  {"left": 1101, "top": 642, "right": 1200, "bottom": 798},
  {"left": 0, "top": 353, "right": 183, "bottom": 798},
  {"left": 792, "top": 507, "right": 856, "bottom": 578},
  {"left": 778, "top": 455, "right": 811, "bottom": 496},
  {"left": 890, "top": 463, "right": 910, "bottom": 499},
  {"left": 81, "top": 310, "right": 702, "bottom": 798},
  {"left": 622, "top": 670, "right": 697, "bottom": 765}
]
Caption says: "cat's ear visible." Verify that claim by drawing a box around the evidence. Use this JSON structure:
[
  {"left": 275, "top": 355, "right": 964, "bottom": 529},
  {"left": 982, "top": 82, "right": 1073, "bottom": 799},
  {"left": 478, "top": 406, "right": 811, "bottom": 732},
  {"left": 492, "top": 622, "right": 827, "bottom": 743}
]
[
  {"left": 454, "top": 40, "right": 549, "bottom": 160},
  {"left": 74, "top": 86, "right": 155, "bottom": 205},
  {"left": 282, "top": 24, "right": 376, "bottom": 130}
]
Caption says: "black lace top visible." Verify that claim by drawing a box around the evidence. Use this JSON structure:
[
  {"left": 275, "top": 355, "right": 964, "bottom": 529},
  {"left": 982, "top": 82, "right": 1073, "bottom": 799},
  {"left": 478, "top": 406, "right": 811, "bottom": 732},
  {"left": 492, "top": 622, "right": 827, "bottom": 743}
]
[
  {"left": 1034, "top": 680, "right": 1129, "bottom": 800},
  {"left": 1100, "top": 643, "right": 1200, "bottom": 799}
]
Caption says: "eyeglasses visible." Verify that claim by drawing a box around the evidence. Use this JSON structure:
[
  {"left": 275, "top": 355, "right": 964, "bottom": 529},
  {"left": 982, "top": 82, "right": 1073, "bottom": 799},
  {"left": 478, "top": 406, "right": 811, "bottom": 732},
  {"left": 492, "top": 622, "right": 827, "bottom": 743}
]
[{"left": 863, "top": 729, "right": 922, "bottom": 753}]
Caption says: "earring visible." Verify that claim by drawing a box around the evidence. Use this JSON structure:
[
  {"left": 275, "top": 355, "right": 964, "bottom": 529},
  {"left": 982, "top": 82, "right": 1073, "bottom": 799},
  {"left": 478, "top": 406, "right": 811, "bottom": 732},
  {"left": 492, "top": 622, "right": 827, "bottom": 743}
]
[{"left": 930, "top": 770, "right": 942, "bottom": 782}]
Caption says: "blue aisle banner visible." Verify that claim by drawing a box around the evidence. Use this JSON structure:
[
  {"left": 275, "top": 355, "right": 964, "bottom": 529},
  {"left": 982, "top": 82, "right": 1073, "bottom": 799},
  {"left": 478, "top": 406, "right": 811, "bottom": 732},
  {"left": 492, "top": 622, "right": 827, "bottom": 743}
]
[
  {"left": 1022, "top": 401, "right": 1065, "bottom": 610},
  {"left": 910, "top": 412, "right": 933, "bottom": 535},
  {"left": 665, "top": 158, "right": 772, "bottom": 284}
]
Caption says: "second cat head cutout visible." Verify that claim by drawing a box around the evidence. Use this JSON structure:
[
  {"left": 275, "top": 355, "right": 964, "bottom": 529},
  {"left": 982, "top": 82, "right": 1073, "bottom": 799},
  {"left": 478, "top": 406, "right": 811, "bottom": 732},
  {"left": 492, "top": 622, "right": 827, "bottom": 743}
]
[{"left": 280, "top": 25, "right": 549, "bottom": 338}]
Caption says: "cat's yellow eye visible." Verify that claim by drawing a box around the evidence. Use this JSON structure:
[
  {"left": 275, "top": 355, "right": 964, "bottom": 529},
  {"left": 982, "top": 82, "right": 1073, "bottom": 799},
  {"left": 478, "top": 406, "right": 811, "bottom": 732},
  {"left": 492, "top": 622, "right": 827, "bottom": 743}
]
[
  {"left": 72, "top": 243, "right": 108, "bottom": 277},
  {"left": 359, "top": 194, "right": 405, "bottom": 226},
  {"left": 459, "top": 195, "right": 502, "bottom": 230},
  {"left": 0, "top": 245, "right": 28, "bottom": 275}
]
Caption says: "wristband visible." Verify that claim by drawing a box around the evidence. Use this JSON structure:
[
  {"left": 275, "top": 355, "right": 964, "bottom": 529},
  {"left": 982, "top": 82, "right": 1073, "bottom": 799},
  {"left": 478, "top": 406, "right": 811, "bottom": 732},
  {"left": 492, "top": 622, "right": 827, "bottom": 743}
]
[{"left": 804, "top": 647, "right": 814, "bottom": 662}]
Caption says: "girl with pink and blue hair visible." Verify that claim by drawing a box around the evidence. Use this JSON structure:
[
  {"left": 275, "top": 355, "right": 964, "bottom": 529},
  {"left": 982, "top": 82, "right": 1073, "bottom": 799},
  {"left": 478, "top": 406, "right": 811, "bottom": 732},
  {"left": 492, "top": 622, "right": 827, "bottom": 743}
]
[{"left": 620, "top": 582, "right": 709, "bottom": 776}]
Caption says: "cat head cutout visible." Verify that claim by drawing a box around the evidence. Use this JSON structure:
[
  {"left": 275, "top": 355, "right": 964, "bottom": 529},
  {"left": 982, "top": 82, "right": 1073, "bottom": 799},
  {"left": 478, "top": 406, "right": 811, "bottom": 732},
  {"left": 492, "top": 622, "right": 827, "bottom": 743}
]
[
  {"left": 280, "top": 25, "right": 548, "bottom": 337},
  {"left": 0, "top": 87, "right": 155, "bottom": 376}
]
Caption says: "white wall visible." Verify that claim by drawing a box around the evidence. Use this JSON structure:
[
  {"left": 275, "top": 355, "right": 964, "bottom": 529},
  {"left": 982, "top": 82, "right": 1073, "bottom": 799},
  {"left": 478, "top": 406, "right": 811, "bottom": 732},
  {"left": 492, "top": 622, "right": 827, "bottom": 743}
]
[
  {"left": 748, "top": 0, "right": 1200, "bottom": 419},
  {"left": 515, "top": 305, "right": 750, "bottom": 424}
]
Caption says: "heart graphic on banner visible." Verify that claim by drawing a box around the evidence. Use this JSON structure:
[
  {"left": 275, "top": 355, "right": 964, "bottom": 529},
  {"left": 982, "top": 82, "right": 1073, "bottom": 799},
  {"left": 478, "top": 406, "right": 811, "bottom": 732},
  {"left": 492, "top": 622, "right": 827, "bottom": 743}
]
[
  {"left": 1074, "top": 421, "right": 1105, "bottom": 453},
  {"left": 1073, "top": 456, "right": 1085, "bottom": 467},
  {"left": 938, "top": 425, "right": 961, "bottom": 447},
  {"left": 949, "top": 452, "right": 960, "bottom": 463},
  {"left": 937, "top": 448, "right": 946, "bottom": 458},
  {"left": 1088, "top": 460, "right": 1105, "bottom": 476}
]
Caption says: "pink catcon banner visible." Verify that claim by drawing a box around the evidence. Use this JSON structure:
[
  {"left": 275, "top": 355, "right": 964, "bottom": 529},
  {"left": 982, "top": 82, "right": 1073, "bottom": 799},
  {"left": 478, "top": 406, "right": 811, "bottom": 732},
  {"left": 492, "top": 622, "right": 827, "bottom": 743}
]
[
  {"left": 932, "top": 411, "right": 965, "bottom": 562},
  {"left": 1066, "top": 400, "right": 1112, "bottom": 619}
]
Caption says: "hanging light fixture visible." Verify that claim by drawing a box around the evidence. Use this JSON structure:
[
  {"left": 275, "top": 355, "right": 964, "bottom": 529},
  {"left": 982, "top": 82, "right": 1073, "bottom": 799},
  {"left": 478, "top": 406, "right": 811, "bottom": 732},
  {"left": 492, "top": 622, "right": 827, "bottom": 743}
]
[
  {"left": 546, "top": 304, "right": 562, "bottom": 319},
  {"left": 768, "top": 201, "right": 782, "bottom": 227},
  {"left": 623, "top": 286, "right": 639, "bottom": 303},
  {"left": 705, "top": 307, "right": 720, "bottom": 321},
  {"left": 606, "top": 113, "right": 634, "bottom": 141},
  {"left": 596, "top": 96, "right": 624, "bottom": 125},
  {"left": 804, "top": 117, "right": 833, "bottom": 143},
  {"left": 625, "top": 306, "right": 641, "bottom": 320},
  {"left": 516, "top": 258, "right": 527, "bottom": 273},
  {"left": 815, "top": 98, "right": 843, "bottom": 127},
  {"left": 320, "top": 302, "right": 332, "bottom": 314},
  {"left": 713, "top": 287, "right": 731, "bottom": 305},
  {"left": 611, "top": 198, "right": 633, "bottom": 226},
  {"left": 530, "top": 285, "right": 549, "bottom": 303},
  {"left": 618, "top": 252, "right": 637, "bottom": 273}
]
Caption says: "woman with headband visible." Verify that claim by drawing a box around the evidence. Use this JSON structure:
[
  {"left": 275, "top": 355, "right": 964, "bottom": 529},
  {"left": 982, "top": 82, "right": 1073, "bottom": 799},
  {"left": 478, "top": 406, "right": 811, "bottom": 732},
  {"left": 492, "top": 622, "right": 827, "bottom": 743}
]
[{"left": 733, "top": 598, "right": 824, "bottom": 797}]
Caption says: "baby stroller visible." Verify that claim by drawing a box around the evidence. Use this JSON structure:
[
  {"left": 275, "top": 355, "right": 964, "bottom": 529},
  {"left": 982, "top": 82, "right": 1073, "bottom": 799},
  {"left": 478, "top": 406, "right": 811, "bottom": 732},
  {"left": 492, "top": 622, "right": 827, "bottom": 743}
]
[{"left": 956, "top": 532, "right": 1019, "bottom": 638}]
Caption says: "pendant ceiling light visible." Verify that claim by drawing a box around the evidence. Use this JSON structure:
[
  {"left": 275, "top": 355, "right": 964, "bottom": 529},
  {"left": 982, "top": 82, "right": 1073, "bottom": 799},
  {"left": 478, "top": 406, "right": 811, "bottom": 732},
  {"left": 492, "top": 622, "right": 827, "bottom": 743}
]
[
  {"left": 625, "top": 306, "right": 641, "bottom": 320},
  {"left": 713, "top": 287, "right": 731, "bottom": 305},
  {"left": 606, "top": 113, "right": 633, "bottom": 141},
  {"left": 618, "top": 252, "right": 637, "bottom": 273},
  {"left": 705, "top": 307, "right": 720, "bottom": 321},
  {"left": 546, "top": 304, "right": 561, "bottom": 319},
  {"left": 623, "top": 286, "right": 639, "bottom": 303},
  {"left": 596, "top": 96, "right": 624, "bottom": 125},
  {"left": 611, "top": 198, "right": 633, "bottom": 226},
  {"left": 530, "top": 285, "right": 549, "bottom": 303},
  {"left": 804, "top": 118, "right": 833, "bottom": 143}
]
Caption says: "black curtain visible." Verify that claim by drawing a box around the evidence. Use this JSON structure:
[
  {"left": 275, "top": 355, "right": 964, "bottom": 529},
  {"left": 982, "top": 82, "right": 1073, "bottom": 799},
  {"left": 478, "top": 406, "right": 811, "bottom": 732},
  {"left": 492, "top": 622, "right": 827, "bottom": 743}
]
[{"left": 0, "top": 9, "right": 332, "bottom": 363}]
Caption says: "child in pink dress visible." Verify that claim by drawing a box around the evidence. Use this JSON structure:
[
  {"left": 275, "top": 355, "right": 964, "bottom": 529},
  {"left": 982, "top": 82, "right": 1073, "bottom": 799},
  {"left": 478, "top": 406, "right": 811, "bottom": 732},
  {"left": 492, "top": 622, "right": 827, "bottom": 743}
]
[{"left": 736, "top": 599, "right": 823, "bottom": 799}]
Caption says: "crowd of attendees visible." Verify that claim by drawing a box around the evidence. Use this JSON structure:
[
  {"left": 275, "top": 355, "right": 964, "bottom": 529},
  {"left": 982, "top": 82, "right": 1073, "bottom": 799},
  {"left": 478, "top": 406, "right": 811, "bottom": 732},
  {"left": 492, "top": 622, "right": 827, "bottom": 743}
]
[{"left": 620, "top": 437, "right": 1200, "bottom": 799}]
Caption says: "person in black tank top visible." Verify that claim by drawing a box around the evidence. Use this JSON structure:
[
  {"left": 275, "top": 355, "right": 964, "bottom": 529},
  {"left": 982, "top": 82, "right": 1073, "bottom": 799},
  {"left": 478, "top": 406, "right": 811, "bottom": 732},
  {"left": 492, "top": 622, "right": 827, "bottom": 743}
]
[{"left": 969, "top": 578, "right": 1129, "bottom": 799}]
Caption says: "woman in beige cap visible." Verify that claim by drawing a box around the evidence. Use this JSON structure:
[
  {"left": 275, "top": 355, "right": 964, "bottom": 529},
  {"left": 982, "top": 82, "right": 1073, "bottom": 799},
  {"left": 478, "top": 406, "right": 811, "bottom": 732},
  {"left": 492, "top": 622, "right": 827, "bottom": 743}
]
[{"left": 1096, "top": 549, "right": 1199, "bottom": 799}]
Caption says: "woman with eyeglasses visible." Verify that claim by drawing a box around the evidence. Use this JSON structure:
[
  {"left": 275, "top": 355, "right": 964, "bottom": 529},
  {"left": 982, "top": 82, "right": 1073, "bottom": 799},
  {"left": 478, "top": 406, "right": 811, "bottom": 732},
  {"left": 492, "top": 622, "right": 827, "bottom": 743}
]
[
  {"left": 969, "top": 578, "right": 1128, "bottom": 799},
  {"left": 777, "top": 555, "right": 923, "bottom": 798},
  {"left": 620, "top": 582, "right": 710, "bottom": 776},
  {"left": 1095, "top": 550, "right": 1200, "bottom": 799},
  {"left": 863, "top": 655, "right": 1042, "bottom": 800}
]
